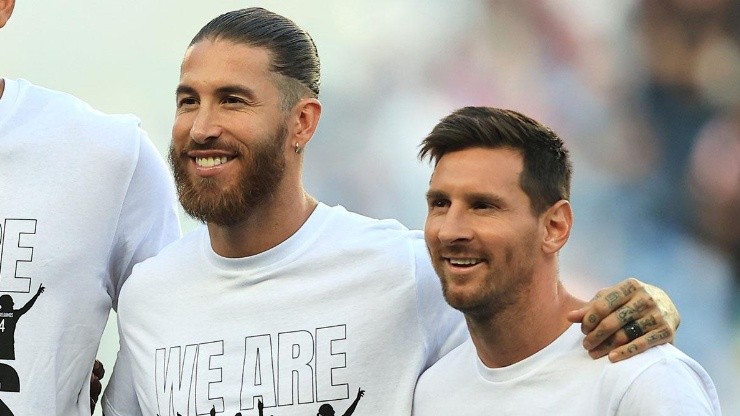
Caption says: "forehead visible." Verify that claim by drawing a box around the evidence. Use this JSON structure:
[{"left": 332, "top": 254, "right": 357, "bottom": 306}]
[
  {"left": 430, "top": 147, "right": 524, "bottom": 192},
  {"left": 179, "top": 39, "right": 273, "bottom": 86}
]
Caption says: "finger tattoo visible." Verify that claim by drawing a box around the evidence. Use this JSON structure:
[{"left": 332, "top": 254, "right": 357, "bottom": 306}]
[
  {"left": 606, "top": 291, "right": 620, "bottom": 307},
  {"left": 646, "top": 329, "right": 671, "bottom": 345},
  {"left": 641, "top": 316, "right": 657, "bottom": 330},
  {"left": 602, "top": 338, "right": 615, "bottom": 350},
  {"left": 633, "top": 298, "right": 650, "bottom": 313},
  {"left": 617, "top": 306, "right": 634, "bottom": 324},
  {"left": 621, "top": 282, "right": 637, "bottom": 296}
]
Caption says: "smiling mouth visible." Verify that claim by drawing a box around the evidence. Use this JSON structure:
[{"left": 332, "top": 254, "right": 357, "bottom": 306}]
[
  {"left": 446, "top": 258, "right": 484, "bottom": 266},
  {"left": 195, "top": 156, "right": 230, "bottom": 168}
]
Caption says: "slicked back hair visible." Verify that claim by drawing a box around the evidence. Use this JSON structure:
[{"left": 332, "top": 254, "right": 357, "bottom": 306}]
[
  {"left": 190, "top": 7, "right": 321, "bottom": 111},
  {"left": 419, "top": 107, "right": 572, "bottom": 215}
]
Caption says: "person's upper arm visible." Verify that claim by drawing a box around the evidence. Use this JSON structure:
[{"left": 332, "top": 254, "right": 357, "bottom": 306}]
[
  {"left": 108, "top": 126, "right": 181, "bottom": 309},
  {"left": 411, "top": 235, "right": 467, "bottom": 371},
  {"left": 101, "top": 324, "right": 144, "bottom": 416}
]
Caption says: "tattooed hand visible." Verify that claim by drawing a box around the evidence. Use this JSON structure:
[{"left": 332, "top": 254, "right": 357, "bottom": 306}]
[{"left": 567, "top": 278, "right": 680, "bottom": 362}]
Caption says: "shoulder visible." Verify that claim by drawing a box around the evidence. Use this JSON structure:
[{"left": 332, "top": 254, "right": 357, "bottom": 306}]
[
  {"left": 319, "top": 204, "right": 424, "bottom": 253},
  {"left": 415, "top": 339, "right": 474, "bottom": 393},
  {"left": 125, "top": 227, "right": 203, "bottom": 280},
  {"left": 324, "top": 204, "right": 415, "bottom": 234},
  {"left": 604, "top": 345, "right": 720, "bottom": 413},
  {"left": 118, "top": 228, "right": 199, "bottom": 304},
  {"left": 16, "top": 79, "right": 147, "bottom": 149},
  {"left": 608, "top": 344, "right": 712, "bottom": 382}
]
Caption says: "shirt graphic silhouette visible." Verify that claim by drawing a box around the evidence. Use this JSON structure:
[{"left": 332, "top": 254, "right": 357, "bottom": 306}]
[{"left": 0, "top": 284, "right": 44, "bottom": 360}]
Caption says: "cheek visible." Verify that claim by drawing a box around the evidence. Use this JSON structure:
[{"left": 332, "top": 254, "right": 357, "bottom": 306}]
[
  {"left": 504, "top": 246, "right": 514, "bottom": 265},
  {"left": 423, "top": 219, "right": 438, "bottom": 247},
  {"left": 172, "top": 116, "right": 192, "bottom": 142}
]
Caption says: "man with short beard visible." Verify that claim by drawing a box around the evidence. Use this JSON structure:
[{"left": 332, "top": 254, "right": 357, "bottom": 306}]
[
  {"left": 170, "top": 118, "right": 288, "bottom": 226},
  {"left": 413, "top": 107, "right": 720, "bottom": 415},
  {"left": 102, "top": 8, "right": 681, "bottom": 416}
]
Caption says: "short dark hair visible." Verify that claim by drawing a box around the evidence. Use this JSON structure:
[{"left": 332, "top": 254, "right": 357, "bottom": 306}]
[
  {"left": 190, "top": 7, "right": 321, "bottom": 110},
  {"left": 419, "top": 107, "right": 572, "bottom": 215}
]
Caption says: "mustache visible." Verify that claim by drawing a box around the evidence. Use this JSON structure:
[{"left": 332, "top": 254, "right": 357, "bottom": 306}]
[
  {"left": 175, "top": 140, "right": 242, "bottom": 156},
  {"left": 439, "top": 244, "right": 483, "bottom": 258}
]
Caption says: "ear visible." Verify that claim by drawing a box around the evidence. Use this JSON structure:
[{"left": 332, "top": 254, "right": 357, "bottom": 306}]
[
  {"left": 290, "top": 97, "right": 322, "bottom": 150},
  {"left": 541, "top": 199, "right": 572, "bottom": 254},
  {"left": 0, "top": 0, "right": 15, "bottom": 28}
]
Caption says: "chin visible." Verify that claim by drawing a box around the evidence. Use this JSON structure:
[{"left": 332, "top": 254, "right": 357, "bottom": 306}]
[{"left": 442, "top": 286, "right": 482, "bottom": 311}]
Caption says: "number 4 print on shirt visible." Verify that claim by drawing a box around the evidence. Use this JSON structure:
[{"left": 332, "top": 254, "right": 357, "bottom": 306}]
[{"left": 0, "top": 284, "right": 45, "bottom": 360}]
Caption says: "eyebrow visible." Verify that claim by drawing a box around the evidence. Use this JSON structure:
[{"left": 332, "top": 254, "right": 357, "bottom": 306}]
[
  {"left": 466, "top": 192, "right": 506, "bottom": 206},
  {"left": 426, "top": 189, "right": 507, "bottom": 206},
  {"left": 425, "top": 189, "right": 447, "bottom": 200},
  {"left": 175, "top": 84, "right": 257, "bottom": 101},
  {"left": 175, "top": 84, "right": 197, "bottom": 97}
]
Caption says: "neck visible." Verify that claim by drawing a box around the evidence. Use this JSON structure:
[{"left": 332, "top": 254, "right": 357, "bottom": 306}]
[
  {"left": 467, "top": 277, "right": 585, "bottom": 369},
  {"left": 207, "top": 182, "right": 318, "bottom": 258}
]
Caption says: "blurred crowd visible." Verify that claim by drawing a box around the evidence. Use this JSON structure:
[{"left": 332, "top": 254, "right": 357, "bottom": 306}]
[{"left": 302, "top": 0, "right": 739, "bottom": 412}]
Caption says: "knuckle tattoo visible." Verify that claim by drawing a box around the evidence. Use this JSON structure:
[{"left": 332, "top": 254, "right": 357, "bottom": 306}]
[
  {"left": 621, "top": 282, "right": 637, "bottom": 296},
  {"left": 641, "top": 316, "right": 657, "bottom": 329},
  {"left": 627, "top": 344, "right": 638, "bottom": 354},
  {"left": 634, "top": 299, "right": 649, "bottom": 313},
  {"left": 606, "top": 292, "right": 620, "bottom": 307},
  {"left": 646, "top": 329, "right": 671, "bottom": 344},
  {"left": 617, "top": 307, "right": 634, "bottom": 324},
  {"left": 588, "top": 314, "right": 598, "bottom": 324}
]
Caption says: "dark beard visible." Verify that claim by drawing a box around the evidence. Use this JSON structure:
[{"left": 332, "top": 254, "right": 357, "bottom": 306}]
[
  {"left": 169, "top": 122, "right": 287, "bottom": 226},
  {"left": 436, "top": 239, "right": 536, "bottom": 322}
]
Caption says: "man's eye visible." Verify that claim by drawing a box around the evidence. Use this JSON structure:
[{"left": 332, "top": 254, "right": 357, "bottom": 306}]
[
  {"left": 177, "top": 97, "right": 197, "bottom": 107},
  {"left": 472, "top": 202, "right": 494, "bottom": 210},
  {"left": 429, "top": 199, "right": 449, "bottom": 208},
  {"left": 223, "top": 96, "right": 245, "bottom": 104}
]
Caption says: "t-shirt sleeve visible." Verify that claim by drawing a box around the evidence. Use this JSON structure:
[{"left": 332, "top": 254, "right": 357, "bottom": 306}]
[
  {"left": 107, "top": 126, "right": 181, "bottom": 310},
  {"left": 617, "top": 357, "right": 721, "bottom": 415},
  {"left": 101, "top": 323, "right": 144, "bottom": 416},
  {"left": 411, "top": 234, "right": 468, "bottom": 372}
]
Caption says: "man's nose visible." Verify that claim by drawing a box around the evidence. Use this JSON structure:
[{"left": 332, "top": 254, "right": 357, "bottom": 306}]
[
  {"left": 190, "top": 107, "right": 222, "bottom": 144},
  {"left": 437, "top": 207, "right": 474, "bottom": 245}
]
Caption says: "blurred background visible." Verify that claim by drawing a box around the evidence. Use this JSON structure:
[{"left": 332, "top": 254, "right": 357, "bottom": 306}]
[{"left": 2, "top": 0, "right": 738, "bottom": 413}]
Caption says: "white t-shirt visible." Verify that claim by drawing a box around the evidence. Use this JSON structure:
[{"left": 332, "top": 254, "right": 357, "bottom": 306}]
[
  {"left": 0, "top": 78, "right": 181, "bottom": 415},
  {"left": 413, "top": 324, "right": 722, "bottom": 415},
  {"left": 103, "top": 203, "right": 466, "bottom": 416}
]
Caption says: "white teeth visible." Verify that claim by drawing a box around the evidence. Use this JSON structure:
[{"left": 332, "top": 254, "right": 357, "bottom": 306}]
[
  {"left": 195, "top": 156, "right": 229, "bottom": 168},
  {"left": 449, "top": 258, "right": 481, "bottom": 266}
]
